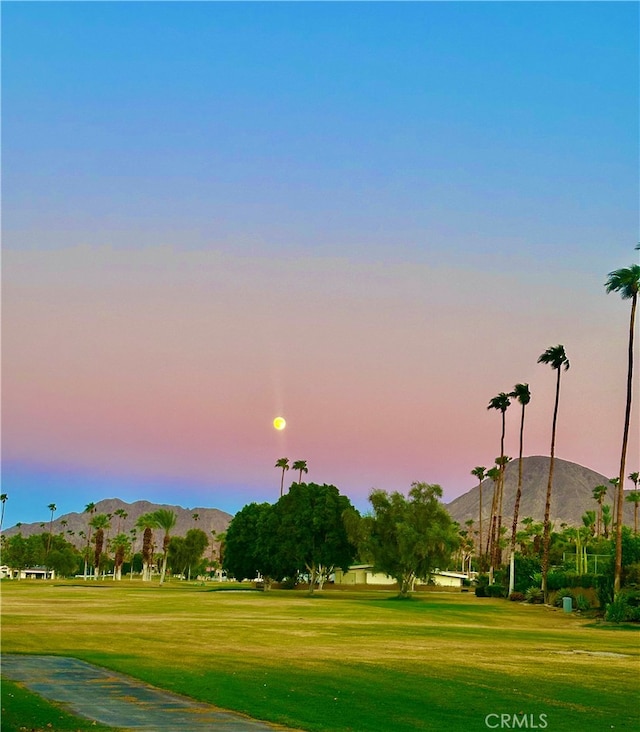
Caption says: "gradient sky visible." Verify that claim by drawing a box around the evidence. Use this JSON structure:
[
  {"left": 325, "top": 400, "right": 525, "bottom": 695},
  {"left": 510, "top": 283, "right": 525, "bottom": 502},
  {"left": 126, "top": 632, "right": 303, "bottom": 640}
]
[{"left": 2, "top": 1, "right": 639, "bottom": 528}]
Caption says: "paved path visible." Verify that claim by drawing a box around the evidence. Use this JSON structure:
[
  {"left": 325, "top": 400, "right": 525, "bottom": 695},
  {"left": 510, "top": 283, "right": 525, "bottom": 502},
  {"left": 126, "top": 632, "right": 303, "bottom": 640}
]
[{"left": 1, "top": 654, "right": 298, "bottom": 731}]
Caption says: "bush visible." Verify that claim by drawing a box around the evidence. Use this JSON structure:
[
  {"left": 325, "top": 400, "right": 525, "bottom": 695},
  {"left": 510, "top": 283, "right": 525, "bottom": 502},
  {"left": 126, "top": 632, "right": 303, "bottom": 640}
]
[
  {"left": 509, "top": 592, "right": 525, "bottom": 602},
  {"left": 525, "top": 586, "right": 544, "bottom": 604},
  {"left": 511, "top": 555, "right": 542, "bottom": 594},
  {"left": 605, "top": 589, "right": 640, "bottom": 623},
  {"left": 552, "top": 588, "right": 576, "bottom": 608},
  {"left": 574, "top": 593, "right": 591, "bottom": 612},
  {"left": 475, "top": 585, "right": 487, "bottom": 597},
  {"left": 486, "top": 584, "right": 506, "bottom": 598},
  {"left": 622, "top": 562, "right": 640, "bottom": 587}
]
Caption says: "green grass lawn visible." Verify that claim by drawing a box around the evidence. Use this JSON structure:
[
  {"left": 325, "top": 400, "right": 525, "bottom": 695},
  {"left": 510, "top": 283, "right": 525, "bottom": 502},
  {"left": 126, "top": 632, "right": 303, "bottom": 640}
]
[{"left": 1, "top": 580, "right": 639, "bottom": 731}]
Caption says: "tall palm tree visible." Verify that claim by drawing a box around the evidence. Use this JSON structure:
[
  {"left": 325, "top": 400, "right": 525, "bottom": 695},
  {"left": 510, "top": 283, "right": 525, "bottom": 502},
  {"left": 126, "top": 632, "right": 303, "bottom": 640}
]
[
  {"left": 153, "top": 509, "right": 177, "bottom": 584},
  {"left": 292, "top": 460, "right": 308, "bottom": 484},
  {"left": 0, "top": 493, "right": 7, "bottom": 533},
  {"left": 114, "top": 508, "right": 128, "bottom": 534},
  {"left": 628, "top": 472, "right": 640, "bottom": 534},
  {"left": 508, "top": 383, "right": 531, "bottom": 594},
  {"left": 538, "top": 344, "right": 570, "bottom": 602},
  {"left": 82, "top": 503, "right": 96, "bottom": 579},
  {"left": 602, "top": 504, "right": 613, "bottom": 539},
  {"left": 275, "top": 457, "right": 290, "bottom": 498},
  {"left": 487, "top": 393, "right": 511, "bottom": 570},
  {"left": 471, "top": 466, "right": 486, "bottom": 561},
  {"left": 136, "top": 513, "right": 157, "bottom": 581},
  {"left": 46, "top": 503, "right": 57, "bottom": 555},
  {"left": 89, "top": 514, "right": 111, "bottom": 580},
  {"left": 592, "top": 485, "right": 608, "bottom": 538},
  {"left": 484, "top": 465, "right": 501, "bottom": 561},
  {"left": 605, "top": 263, "right": 640, "bottom": 593},
  {"left": 609, "top": 477, "right": 620, "bottom": 527}
]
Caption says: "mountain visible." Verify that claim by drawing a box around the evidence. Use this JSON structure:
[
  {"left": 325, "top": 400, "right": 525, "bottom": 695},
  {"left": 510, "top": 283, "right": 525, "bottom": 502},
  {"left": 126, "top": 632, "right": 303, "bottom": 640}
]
[
  {"left": 1, "top": 498, "right": 233, "bottom": 550},
  {"left": 446, "top": 456, "right": 636, "bottom": 529}
]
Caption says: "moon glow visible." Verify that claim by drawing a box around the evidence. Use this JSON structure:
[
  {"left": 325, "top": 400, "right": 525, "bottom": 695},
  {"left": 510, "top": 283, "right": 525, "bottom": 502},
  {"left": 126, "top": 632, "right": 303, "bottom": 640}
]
[{"left": 273, "top": 417, "right": 287, "bottom": 431}]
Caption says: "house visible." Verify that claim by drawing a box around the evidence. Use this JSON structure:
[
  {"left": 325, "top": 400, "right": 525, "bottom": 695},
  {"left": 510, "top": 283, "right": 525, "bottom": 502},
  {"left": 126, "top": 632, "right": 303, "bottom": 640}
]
[
  {"left": 1, "top": 566, "right": 56, "bottom": 580},
  {"left": 333, "top": 565, "right": 468, "bottom": 589}
]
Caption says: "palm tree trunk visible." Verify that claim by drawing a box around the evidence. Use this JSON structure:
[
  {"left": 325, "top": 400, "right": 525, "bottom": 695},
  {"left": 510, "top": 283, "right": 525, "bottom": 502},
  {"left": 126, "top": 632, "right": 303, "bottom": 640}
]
[
  {"left": 478, "top": 481, "right": 483, "bottom": 562},
  {"left": 615, "top": 293, "right": 636, "bottom": 593},
  {"left": 509, "top": 409, "right": 526, "bottom": 595},
  {"left": 542, "top": 368, "right": 562, "bottom": 603}
]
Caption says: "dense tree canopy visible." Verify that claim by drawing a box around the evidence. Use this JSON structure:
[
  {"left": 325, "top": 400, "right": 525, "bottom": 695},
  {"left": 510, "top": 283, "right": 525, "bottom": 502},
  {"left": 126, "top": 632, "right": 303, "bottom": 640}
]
[{"left": 363, "top": 482, "right": 459, "bottom": 597}]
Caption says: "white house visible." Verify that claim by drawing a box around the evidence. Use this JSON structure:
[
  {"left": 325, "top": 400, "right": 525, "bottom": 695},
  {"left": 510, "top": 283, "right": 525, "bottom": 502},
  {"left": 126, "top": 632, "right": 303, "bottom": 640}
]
[{"left": 333, "top": 565, "right": 468, "bottom": 589}]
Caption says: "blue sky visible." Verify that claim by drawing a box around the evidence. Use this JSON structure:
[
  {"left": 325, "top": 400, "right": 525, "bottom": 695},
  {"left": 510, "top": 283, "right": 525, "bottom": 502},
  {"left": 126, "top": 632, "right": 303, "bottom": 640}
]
[{"left": 2, "top": 1, "right": 638, "bottom": 527}]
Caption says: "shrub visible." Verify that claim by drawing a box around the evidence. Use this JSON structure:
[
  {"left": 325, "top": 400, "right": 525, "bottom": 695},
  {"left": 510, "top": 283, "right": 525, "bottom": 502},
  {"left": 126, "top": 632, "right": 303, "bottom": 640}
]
[
  {"left": 552, "top": 588, "right": 575, "bottom": 608},
  {"left": 574, "top": 593, "right": 591, "bottom": 612},
  {"left": 525, "top": 586, "right": 544, "bottom": 604},
  {"left": 509, "top": 592, "right": 525, "bottom": 602},
  {"left": 605, "top": 589, "right": 640, "bottom": 623},
  {"left": 486, "top": 584, "right": 506, "bottom": 598},
  {"left": 475, "top": 585, "right": 487, "bottom": 597}
]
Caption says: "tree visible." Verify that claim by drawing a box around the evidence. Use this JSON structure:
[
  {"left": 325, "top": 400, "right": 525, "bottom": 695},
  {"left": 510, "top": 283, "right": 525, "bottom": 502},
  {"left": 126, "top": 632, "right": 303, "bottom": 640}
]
[
  {"left": 223, "top": 502, "right": 279, "bottom": 586},
  {"left": 109, "top": 533, "right": 131, "bottom": 580},
  {"left": 484, "top": 466, "right": 501, "bottom": 561},
  {"left": 509, "top": 385, "right": 531, "bottom": 559},
  {"left": 470, "top": 467, "right": 486, "bottom": 563},
  {"left": 537, "top": 344, "right": 570, "bottom": 603},
  {"left": 628, "top": 472, "right": 640, "bottom": 534},
  {"left": 364, "top": 482, "right": 459, "bottom": 598},
  {"left": 592, "top": 485, "right": 608, "bottom": 538},
  {"left": 271, "top": 482, "right": 358, "bottom": 593},
  {"left": 83, "top": 503, "right": 96, "bottom": 579},
  {"left": 292, "top": 460, "right": 309, "bottom": 484},
  {"left": 89, "top": 514, "right": 111, "bottom": 579},
  {"left": 487, "top": 393, "right": 511, "bottom": 575},
  {"left": 136, "top": 513, "right": 157, "bottom": 581},
  {"left": 0, "top": 493, "right": 7, "bottom": 532},
  {"left": 605, "top": 263, "right": 640, "bottom": 593},
  {"left": 275, "top": 457, "right": 290, "bottom": 498},
  {"left": 168, "top": 529, "right": 209, "bottom": 579},
  {"left": 114, "top": 508, "right": 128, "bottom": 534},
  {"left": 153, "top": 509, "right": 177, "bottom": 584},
  {"left": 46, "top": 503, "right": 57, "bottom": 555},
  {"left": 602, "top": 504, "right": 613, "bottom": 540}
]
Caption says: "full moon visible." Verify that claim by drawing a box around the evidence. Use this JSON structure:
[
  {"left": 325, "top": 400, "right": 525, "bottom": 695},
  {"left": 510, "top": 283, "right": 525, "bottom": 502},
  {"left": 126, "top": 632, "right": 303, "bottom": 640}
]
[{"left": 273, "top": 417, "right": 286, "bottom": 431}]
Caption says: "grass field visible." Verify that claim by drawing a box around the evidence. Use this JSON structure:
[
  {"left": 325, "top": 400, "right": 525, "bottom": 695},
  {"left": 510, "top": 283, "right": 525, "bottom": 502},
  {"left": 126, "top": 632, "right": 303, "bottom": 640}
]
[{"left": 1, "top": 580, "right": 639, "bottom": 731}]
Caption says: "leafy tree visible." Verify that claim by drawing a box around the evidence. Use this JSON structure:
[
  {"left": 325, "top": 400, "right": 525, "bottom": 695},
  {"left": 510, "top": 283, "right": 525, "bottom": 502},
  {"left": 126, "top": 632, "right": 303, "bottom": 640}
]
[
  {"left": 168, "top": 529, "right": 209, "bottom": 579},
  {"left": 470, "top": 467, "right": 486, "bottom": 563},
  {"left": 153, "top": 509, "right": 177, "bottom": 584},
  {"left": 626, "top": 492, "right": 640, "bottom": 535},
  {"left": 270, "top": 482, "right": 358, "bottom": 593},
  {"left": 223, "top": 502, "right": 278, "bottom": 585},
  {"left": 363, "top": 482, "right": 459, "bottom": 597},
  {"left": 538, "top": 344, "right": 570, "bottom": 603},
  {"left": 605, "top": 264, "right": 640, "bottom": 593},
  {"left": 275, "top": 457, "right": 290, "bottom": 497}
]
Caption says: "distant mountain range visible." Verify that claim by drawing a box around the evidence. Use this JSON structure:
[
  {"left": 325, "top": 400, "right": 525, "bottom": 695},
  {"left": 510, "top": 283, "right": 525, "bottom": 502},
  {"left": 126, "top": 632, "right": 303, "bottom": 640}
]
[
  {"left": 1, "top": 498, "right": 233, "bottom": 550},
  {"left": 446, "top": 456, "right": 636, "bottom": 529}
]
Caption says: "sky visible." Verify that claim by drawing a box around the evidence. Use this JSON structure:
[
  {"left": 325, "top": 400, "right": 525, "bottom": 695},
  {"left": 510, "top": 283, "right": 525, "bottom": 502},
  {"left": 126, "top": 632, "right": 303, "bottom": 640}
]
[{"left": 2, "top": 1, "right": 639, "bottom": 528}]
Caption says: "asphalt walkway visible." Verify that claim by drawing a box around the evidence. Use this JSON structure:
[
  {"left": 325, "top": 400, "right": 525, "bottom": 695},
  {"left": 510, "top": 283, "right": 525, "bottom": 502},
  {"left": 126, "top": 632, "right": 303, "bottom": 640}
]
[{"left": 1, "top": 654, "right": 299, "bottom": 731}]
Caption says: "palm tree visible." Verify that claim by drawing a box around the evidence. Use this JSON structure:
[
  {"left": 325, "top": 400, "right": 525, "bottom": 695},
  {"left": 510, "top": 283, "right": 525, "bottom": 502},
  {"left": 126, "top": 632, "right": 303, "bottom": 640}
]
[
  {"left": 46, "top": 503, "right": 57, "bottom": 555},
  {"left": 471, "top": 466, "right": 486, "bottom": 561},
  {"left": 83, "top": 502, "right": 97, "bottom": 579},
  {"left": 0, "top": 494, "right": 8, "bottom": 532},
  {"left": 538, "top": 344, "right": 570, "bottom": 602},
  {"left": 153, "top": 509, "right": 177, "bottom": 584},
  {"left": 628, "top": 472, "right": 640, "bottom": 534},
  {"left": 609, "top": 477, "right": 620, "bottom": 527},
  {"left": 605, "top": 263, "right": 640, "bottom": 593},
  {"left": 114, "top": 508, "right": 128, "bottom": 534},
  {"left": 487, "top": 393, "right": 511, "bottom": 570},
  {"left": 110, "top": 533, "right": 132, "bottom": 581},
  {"left": 136, "top": 513, "right": 157, "bottom": 581},
  {"left": 484, "top": 465, "right": 501, "bottom": 562},
  {"left": 509, "top": 384, "right": 530, "bottom": 554},
  {"left": 592, "top": 485, "right": 608, "bottom": 538},
  {"left": 292, "top": 460, "right": 309, "bottom": 484},
  {"left": 275, "top": 457, "right": 290, "bottom": 497},
  {"left": 89, "top": 514, "right": 111, "bottom": 579},
  {"left": 602, "top": 504, "right": 613, "bottom": 539}
]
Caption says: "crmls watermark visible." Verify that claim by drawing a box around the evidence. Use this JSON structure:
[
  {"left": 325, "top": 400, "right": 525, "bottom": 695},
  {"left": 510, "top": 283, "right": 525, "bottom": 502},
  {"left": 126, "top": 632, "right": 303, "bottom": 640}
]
[{"left": 485, "top": 713, "right": 548, "bottom": 729}]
